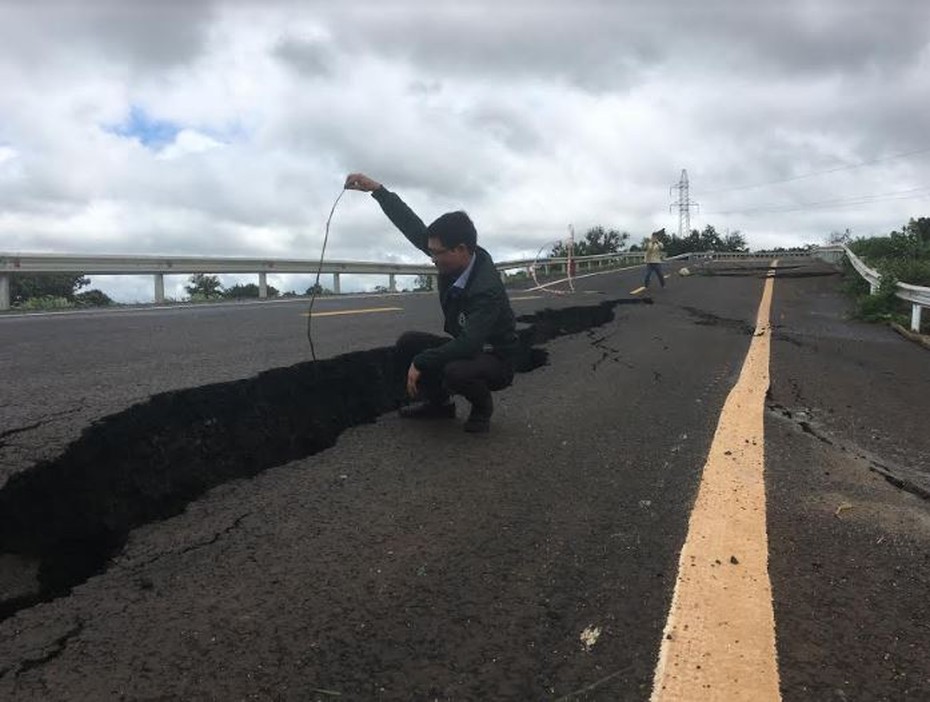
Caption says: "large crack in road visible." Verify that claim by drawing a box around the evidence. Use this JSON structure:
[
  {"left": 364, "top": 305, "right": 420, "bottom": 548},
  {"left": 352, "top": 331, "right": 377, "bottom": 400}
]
[
  {"left": 767, "top": 398, "right": 930, "bottom": 502},
  {"left": 694, "top": 264, "right": 840, "bottom": 280},
  {"left": 0, "top": 298, "right": 650, "bottom": 621}
]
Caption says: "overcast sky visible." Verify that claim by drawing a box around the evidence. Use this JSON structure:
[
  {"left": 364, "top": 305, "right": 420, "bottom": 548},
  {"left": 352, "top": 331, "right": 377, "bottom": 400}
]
[{"left": 2, "top": 0, "right": 930, "bottom": 300}]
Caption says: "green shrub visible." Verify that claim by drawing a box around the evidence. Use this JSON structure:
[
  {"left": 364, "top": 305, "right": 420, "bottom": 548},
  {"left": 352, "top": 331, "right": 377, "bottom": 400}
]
[
  {"left": 851, "top": 230, "right": 927, "bottom": 262},
  {"left": 75, "top": 289, "right": 113, "bottom": 306},
  {"left": 187, "top": 292, "right": 221, "bottom": 303},
  {"left": 15, "top": 296, "right": 74, "bottom": 310},
  {"left": 843, "top": 222, "right": 929, "bottom": 328},
  {"left": 878, "top": 258, "right": 930, "bottom": 287},
  {"left": 224, "top": 283, "right": 280, "bottom": 299},
  {"left": 841, "top": 258, "right": 871, "bottom": 297},
  {"left": 854, "top": 273, "right": 908, "bottom": 323},
  {"left": 11, "top": 273, "right": 89, "bottom": 302},
  {"left": 185, "top": 273, "right": 223, "bottom": 299}
]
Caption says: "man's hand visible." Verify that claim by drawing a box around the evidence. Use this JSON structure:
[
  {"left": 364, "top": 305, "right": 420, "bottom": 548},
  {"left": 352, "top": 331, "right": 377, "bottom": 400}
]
[
  {"left": 406, "top": 363, "right": 421, "bottom": 398},
  {"left": 345, "top": 173, "right": 382, "bottom": 192}
]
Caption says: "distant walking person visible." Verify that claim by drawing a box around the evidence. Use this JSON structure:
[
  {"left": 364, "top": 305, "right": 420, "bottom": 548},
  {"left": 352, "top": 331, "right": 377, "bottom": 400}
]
[
  {"left": 344, "top": 172, "right": 519, "bottom": 434},
  {"left": 644, "top": 230, "right": 666, "bottom": 288}
]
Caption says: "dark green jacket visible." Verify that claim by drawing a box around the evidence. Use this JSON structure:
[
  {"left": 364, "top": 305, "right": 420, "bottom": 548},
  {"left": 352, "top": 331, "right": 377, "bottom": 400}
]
[{"left": 372, "top": 186, "right": 519, "bottom": 371}]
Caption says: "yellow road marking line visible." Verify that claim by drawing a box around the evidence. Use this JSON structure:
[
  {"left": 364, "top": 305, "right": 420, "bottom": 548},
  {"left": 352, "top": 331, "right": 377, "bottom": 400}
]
[
  {"left": 509, "top": 295, "right": 543, "bottom": 301},
  {"left": 651, "top": 260, "right": 781, "bottom": 702},
  {"left": 301, "top": 307, "right": 403, "bottom": 318},
  {"left": 630, "top": 286, "right": 647, "bottom": 295}
]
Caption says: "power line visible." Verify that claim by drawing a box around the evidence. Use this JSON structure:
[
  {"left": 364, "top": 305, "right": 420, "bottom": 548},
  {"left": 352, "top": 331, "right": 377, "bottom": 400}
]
[
  {"left": 699, "top": 145, "right": 930, "bottom": 195},
  {"left": 705, "top": 186, "right": 930, "bottom": 216},
  {"left": 709, "top": 189, "right": 930, "bottom": 216}
]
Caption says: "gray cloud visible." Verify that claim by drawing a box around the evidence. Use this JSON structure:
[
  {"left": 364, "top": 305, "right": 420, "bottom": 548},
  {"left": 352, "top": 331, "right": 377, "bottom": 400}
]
[
  {"left": 314, "top": 1, "right": 930, "bottom": 90},
  {"left": 465, "top": 103, "right": 543, "bottom": 154},
  {"left": 0, "top": 0, "right": 216, "bottom": 71},
  {"left": 274, "top": 37, "right": 334, "bottom": 78},
  {"left": 2, "top": 0, "right": 930, "bottom": 303}
]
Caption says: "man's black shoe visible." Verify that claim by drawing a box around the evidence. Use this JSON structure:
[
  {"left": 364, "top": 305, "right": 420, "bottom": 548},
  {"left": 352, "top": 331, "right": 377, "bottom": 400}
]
[
  {"left": 463, "top": 414, "right": 491, "bottom": 433},
  {"left": 463, "top": 397, "right": 493, "bottom": 433},
  {"left": 399, "top": 401, "right": 456, "bottom": 420}
]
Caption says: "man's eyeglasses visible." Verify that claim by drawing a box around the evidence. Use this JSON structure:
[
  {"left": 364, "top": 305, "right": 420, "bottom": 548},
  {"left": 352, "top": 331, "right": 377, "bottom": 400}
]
[{"left": 427, "top": 246, "right": 454, "bottom": 258}]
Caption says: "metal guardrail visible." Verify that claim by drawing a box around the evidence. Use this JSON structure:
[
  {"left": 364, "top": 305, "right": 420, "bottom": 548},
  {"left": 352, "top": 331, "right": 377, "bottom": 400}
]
[
  {"left": 3, "top": 245, "right": 903, "bottom": 315},
  {"left": 0, "top": 250, "right": 646, "bottom": 309},
  {"left": 843, "top": 247, "right": 881, "bottom": 292},
  {"left": 843, "top": 245, "right": 929, "bottom": 332},
  {"left": 0, "top": 253, "right": 437, "bottom": 276},
  {"left": 0, "top": 252, "right": 435, "bottom": 308}
]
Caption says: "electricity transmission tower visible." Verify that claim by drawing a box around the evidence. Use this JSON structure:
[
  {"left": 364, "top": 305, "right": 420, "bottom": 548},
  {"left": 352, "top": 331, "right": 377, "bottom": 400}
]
[{"left": 669, "top": 169, "right": 699, "bottom": 238}]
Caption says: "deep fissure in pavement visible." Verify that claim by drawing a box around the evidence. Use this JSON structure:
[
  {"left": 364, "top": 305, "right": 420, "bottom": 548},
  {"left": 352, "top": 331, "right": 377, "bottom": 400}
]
[
  {"left": 0, "top": 298, "right": 640, "bottom": 621},
  {"left": 766, "top": 400, "right": 930, "bottom": 502},
  {"left": 700, "top": 264, "right": 804, "bottom": 272},
  {"left": 681, "top": 306, "right": 755, "bottom": 335},
  {"left": 698, "top": 268, "right": 839, "bottom": 279}
]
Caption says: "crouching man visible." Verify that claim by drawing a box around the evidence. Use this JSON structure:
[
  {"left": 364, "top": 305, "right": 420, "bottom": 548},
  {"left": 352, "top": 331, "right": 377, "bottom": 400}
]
[{"left": 345, "top": 173, "right": 519, "bottom": 433}]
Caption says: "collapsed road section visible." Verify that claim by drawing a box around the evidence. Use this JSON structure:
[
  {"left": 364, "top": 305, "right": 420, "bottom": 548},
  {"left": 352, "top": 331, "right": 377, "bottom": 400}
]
[
  {"left": 0, "top": 297, "right": 651, "bottom": 621},
  {"left": 692, "top": 263, "right": 841, "bottom": 280}
]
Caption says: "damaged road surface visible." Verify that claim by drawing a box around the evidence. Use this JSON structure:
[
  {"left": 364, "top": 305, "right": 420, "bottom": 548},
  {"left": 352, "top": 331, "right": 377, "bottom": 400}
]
[
  {"left": 0, "top": 298, "right": 641, "bottom": 621},
  {"left": 2, "top": 258, "right": 929, "bottom": 700},
  {"left": 765, "top": 265, "right": 930, "bottom": 702}
]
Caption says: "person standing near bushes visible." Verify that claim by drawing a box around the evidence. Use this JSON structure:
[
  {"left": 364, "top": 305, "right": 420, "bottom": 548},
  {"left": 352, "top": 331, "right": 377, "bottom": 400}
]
[{"left": 644, "top": 229, "right": 666, "bottom": 289}]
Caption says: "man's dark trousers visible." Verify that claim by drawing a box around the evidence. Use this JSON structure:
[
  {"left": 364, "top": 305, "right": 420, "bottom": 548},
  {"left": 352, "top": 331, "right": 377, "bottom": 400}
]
[
  {"left": 644, "top": 262, "right": 665, "bottom": 287},
  {"left": 395, "top": 331, "right": 514, "bottom": 409}
]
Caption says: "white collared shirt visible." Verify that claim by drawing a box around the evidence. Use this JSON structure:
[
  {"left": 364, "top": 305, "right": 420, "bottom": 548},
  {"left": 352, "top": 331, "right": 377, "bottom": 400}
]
[{"left": 452, "top": 253, "right": 477, "bottom": 290}]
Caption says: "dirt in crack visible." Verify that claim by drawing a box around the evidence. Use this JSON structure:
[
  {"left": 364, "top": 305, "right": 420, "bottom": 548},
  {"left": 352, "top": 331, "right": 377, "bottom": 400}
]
[{"left": 0, "top": 298, "right": 636, "bottom": 621}]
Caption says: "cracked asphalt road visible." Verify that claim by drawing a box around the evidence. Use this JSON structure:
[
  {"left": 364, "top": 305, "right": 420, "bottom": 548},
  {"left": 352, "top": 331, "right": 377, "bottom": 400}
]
[
  {"left": 766, "top": 269, "right": 930, "bottom": 701},
  {"left": 1, "top": 259, "right": 928, "bottom": 700}
]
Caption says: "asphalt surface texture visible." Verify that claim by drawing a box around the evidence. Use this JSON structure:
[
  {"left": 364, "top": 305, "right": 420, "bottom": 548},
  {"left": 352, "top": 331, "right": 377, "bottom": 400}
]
[{"left": 0, "top": 258, "right": 928, "bottom": 701}]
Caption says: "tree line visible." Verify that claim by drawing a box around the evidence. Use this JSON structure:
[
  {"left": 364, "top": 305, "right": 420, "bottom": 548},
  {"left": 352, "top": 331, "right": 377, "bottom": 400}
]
[
  {"left": 10, "top": 274, "right": 112, "bottom": 308},
  {"left": 549, "top": 224, "right": 748, "bottom": 257},
  {"left": 184, "top": 274, "right": 286, "bottom": 300}
]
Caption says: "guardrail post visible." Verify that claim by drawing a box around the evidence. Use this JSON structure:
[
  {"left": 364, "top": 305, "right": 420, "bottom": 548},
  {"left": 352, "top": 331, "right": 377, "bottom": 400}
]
[
  {"left": 389, "top": 273, "right": 396, "bottom": 292},
  {"left": 153, "top": 273, "right": 165, "bottom": 304},
  {"left": 333, "top": 272, "right": 341, "bottom": 295},
  {"left": 430, "top": 274, "right": 438, "bottom": 290},
  {"left": 259, "top": 272, "right": 268, "bottom": 299},
  {"left": 0, "top": 272, "right": 10, "bottom": 310},
  {"left": 913, "top": 304, "right": 923, "bottom": 333}
]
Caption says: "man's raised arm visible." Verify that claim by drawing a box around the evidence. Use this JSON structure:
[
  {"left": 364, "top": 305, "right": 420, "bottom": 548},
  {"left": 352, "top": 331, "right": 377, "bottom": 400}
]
[{"left": 345, "top": 173, "right": 429, "bottom": 254}]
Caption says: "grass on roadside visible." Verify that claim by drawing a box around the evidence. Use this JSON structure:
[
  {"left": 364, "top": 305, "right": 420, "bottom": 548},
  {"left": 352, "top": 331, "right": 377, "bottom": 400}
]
[{"left": 844, "top": 228, "right": 930, "bottom": 334}]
